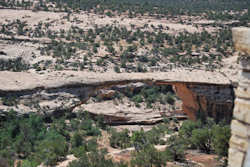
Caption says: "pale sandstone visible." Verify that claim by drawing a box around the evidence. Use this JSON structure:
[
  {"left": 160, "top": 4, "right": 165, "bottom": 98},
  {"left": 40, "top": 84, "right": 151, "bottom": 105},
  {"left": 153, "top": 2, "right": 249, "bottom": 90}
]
[
  {"left": 234, "top": 98, "right": 250, "bottom": 124},
  {"left": 0, "top": 70, "right": 231, "bottom": 92},
  {"left": 231, "top": 120, "right": 249, "bottom": 139},
  {"left": 230, "top": 135, "right": 249, "bottom": 152},
  {"left": 235, "top": 86, "right": 250, "bottom": 99},
  {"left": 232, "top": 27, "right": 250, "bottom": 56},
  {"left": 228, "top": 148, "right": 246, "bottom": 167},
  {"left": 229, "top": 27, "right": 250, "bottom": 167}
]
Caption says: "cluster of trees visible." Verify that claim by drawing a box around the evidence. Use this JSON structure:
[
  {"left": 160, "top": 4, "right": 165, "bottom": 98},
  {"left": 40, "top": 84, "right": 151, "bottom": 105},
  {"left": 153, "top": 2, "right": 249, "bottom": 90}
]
[
  {"left": 109, "top": 117, "right": 231, "bottom": 166},
  {"left": 0, "top": 19, "right": 28, "bottom": 36},
  {"left": 69, "top": 117, "right": 176, "bottom": 167},
  {"left": 179, "top": 118, "right": 231, "bottom": 157},
  {"left": 0, "top": 107, "right": 231, "bottom": 167},
  {"left": 0, "top": 20, "right": 53, "bottom": 38},
  {"left": 129, "top": 86, "right": 176, "bottom": 108},
  {"left": 0, "top": 57, "right": 30, "bottom": 72},
  {"left": 110, "top": 119, "right": 174, "bottom": 149},
  {"left": 0, "top": 110, "right": 103, "bottom": 167},
  {"left": 93, "top": 85, "right": 176, "bottom": 109},
  {"left": 0, "top": 0, "right": 32, "bottom": 9}
]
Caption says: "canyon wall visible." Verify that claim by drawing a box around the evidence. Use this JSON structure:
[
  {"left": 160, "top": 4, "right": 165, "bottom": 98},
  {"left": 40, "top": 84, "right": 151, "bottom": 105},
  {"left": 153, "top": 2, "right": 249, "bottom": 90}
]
[{"left": 228, "top": 27, "right": 250, "bottom": 167}]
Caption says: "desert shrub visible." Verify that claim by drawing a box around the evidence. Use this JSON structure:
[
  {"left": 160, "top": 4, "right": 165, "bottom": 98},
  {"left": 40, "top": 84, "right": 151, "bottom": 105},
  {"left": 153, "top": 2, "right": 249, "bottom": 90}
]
[
  {"left": 165, "top": 92, "right": 175, "bottom": 105},
  {"left": 71, "top": 146, "right": 87, "bottom": 158},
  {"left": 80, "top": 119, "right": 101, "bottom": 136},
  {"left": 86, "top": 126, "right": 101, "bottom": 136},
  {"left": 96, "top": 58, "right": 106, "bottom": 66},
  {"left": 110, "top": 121, "right": 170, "bottom": 150},
  {"left": 86, "top": 138, "right": 98, "bottom": 152},
  {"left": 70, "top": 119, "right": 81, "bottom": 130},
  {"left": 136, "top": 63, "right": 147, "bottom": 72},
  {"left": 71, "top": 132, "right": 83, "bottom": 148},
  {"left": 20, "top": 160, "right": 38, "bottom": 167},
  {"left": 109, "top": 129, "right": 131, "bottom": 149},
  {"left": 114, "top": 66, "right": 121, "bottom": 73},
  {"left": 138, "top": 55, "right": 148, "bottom": 63},
  {"left": 131, "top": 144, "right": 166, "bottom": 167},
  {"left": 2, "top": 96, "right": 18, "bottom": 106},
  {"left": 140, "top": 87, "right": 159, "bottom": 107},
  {"left": 132, "top": 95, "right": 143, "bottom": 105},
  {"left": 71, "top": 137, "right": 98, "bottom": 157},
  {"left": 96, "top": 114, "right": 107, "bottom": 130},
  {"left": 125, "top": 85, "right": 176, "bottom": 108},
  {"left": 51, "top": 117, "right": 70, "bottom": 140},
  {"left": 131, "top": 129, "right": 147, "bottom": 150},
  {"left": 179, "top": 120, "right": 202, "bottom": 140},
  {"left": 145, "top": 126, "right": 167, "bottom": 145}
]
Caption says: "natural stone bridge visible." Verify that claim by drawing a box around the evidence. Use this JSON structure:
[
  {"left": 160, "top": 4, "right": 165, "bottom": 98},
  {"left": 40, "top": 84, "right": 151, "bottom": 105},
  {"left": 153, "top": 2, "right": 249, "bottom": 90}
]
[{"left": 0, "top": 69, "right": 234, "bottom": 124}]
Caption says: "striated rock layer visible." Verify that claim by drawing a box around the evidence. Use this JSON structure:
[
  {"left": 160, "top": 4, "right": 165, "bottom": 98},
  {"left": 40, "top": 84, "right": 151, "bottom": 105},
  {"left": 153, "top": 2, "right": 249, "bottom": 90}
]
[
  {"left": 0, "top": 70, "right": 234, "bottom": 124},
  {"left": 228, "top": 27, "right": 250, "bottom": 167}
]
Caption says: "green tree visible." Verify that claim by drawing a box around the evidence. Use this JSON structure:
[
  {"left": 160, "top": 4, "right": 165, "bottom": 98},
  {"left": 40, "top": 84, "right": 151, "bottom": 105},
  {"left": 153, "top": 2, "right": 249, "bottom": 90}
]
[
  {"left": 191, "top": 127, "right": 212, "bottom": 153},
  {"left": 163, "top": 135, "right": 186, "bottom": 162},
  {"left": 71, "top": 132, "right": 83, "bottom": 148},
  {"left": 212, "top": 125, "right": 231, "bottom": 157},
  {"left": 35, "top": 130, "right": 68, "bottom": 166}
]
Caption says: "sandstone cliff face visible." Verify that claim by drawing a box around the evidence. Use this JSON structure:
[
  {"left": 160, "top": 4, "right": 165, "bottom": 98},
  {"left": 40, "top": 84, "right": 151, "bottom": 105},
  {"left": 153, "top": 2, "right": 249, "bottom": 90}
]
[
  {"left": 173, "top": 83, "right": 234, "bottom": 122},
  {"left": 228, "top": 27, "right": 250, "bottom": 167}
]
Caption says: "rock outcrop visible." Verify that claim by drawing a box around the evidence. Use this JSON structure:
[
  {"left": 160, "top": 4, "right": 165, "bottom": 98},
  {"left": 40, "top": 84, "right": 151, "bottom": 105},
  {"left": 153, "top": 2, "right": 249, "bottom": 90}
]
[
  {"left": 228, "top": 27, "right": 250, "bottom": 167},
  {"left": 73, "top": 100, "right": 168, "bottom": 125},
  {"left": 0, "top": 70, "right": 234, "bottom": 124}
]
